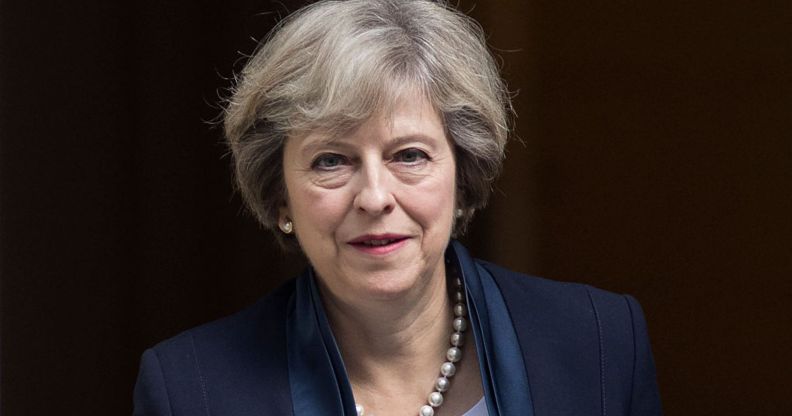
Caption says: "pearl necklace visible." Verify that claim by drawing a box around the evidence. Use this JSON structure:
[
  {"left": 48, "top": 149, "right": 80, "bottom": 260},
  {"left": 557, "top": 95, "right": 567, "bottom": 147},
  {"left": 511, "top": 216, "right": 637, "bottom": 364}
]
[{"left": 355, "top": 277, "right": 468, "bottom": 416}]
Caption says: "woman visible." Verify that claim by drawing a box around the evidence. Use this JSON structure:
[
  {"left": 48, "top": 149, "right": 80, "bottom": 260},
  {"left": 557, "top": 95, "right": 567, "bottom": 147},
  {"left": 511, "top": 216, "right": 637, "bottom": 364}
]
[{"left": 134, "top": 1, "right": 662, "bottom": 415}]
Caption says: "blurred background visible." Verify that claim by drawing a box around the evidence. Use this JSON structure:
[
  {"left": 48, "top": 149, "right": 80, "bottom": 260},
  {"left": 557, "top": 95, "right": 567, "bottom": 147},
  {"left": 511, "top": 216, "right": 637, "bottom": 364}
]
[{"left": 1, "top": 0, "right": 790, "bottom": 414}]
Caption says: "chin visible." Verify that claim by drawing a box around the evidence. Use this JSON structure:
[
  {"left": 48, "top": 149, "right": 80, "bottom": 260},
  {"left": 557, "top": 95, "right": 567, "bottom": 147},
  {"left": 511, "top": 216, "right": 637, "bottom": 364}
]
[{"left": 354, "top": 269, "right": 424, "bottom": 301}]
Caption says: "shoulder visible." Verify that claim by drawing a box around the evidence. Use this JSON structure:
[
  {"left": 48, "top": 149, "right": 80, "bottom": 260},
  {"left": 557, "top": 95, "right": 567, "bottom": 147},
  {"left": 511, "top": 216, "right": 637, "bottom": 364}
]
[
  {"left": 153, "top": 278, "right": 295, "bottom": 357},
  {"left": 475, "top": 258, "right": 636, "bottom": 327},
  {"left": 475, "top": 259, "right": 642, "bottom": 355},
  {"left": 151, "top": 278, "right": 295, "bottom": 367},
  {"left": 475, "top": 259, "right": 662, "bottom": 415},
  {"left": 133, "top": 279, "right": 296, "bottom": 415}
]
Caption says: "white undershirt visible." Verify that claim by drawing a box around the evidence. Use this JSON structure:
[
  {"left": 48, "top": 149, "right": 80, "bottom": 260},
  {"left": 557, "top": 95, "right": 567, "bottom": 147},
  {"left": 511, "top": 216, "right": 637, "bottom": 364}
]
[{"left": 461, "top": 396, "right": 488, "bottom": 416}]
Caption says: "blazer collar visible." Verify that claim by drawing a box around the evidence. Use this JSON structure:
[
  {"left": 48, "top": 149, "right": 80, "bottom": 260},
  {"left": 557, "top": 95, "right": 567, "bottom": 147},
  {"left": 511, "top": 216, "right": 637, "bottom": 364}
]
[{"left": 286, "top": 240, "right": 534, "bottom": 416}]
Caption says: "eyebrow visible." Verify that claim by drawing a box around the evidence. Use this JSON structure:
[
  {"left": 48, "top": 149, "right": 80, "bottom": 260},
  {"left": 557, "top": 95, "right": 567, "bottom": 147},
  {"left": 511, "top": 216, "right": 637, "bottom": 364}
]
[
  {"left": 389, "top": 134, "right": 442, "bottom": 149},
  {"left": 299, "top": 136, "right": 352, "bottom": 158},
  {"left": 299, "top": 133, "right": 443, "bottom": 157}
]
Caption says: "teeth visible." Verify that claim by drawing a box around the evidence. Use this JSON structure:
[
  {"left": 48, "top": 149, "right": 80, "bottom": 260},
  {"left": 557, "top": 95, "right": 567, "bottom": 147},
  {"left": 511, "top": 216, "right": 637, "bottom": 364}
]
[{"left": 365, "top": 239, "right": 393, "bottom": 246}]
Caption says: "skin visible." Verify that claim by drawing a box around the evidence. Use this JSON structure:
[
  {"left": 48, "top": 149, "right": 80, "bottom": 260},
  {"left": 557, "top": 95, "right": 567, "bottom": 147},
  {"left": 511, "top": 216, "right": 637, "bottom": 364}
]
[{"left": 280, "top": 93, "right": 483, "bottom": 415}]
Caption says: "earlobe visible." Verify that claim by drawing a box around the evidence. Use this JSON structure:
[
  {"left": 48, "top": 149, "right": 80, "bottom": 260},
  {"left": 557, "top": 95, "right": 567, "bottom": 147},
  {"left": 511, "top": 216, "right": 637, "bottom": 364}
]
[
  {"left": 279, "top": 218, "right": 294, "bottom": 234},
  {"left": 278, "top": 206, "right": 294, "bottom": 234}
]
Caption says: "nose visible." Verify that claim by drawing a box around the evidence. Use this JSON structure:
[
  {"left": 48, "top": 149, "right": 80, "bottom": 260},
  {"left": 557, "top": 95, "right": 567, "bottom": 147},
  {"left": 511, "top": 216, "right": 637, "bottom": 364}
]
[{"left": 353, "top": 163, "right": 395, "bottom": 216}]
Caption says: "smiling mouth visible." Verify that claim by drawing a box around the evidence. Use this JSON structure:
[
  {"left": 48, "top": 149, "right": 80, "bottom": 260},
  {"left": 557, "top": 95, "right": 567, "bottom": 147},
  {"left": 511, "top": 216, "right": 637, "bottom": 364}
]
[
  {"left": 347, "top": 235, "right": 410, "bottom": 254},
  {"left": 356, "top": 238, "right": 405, "bottom": 247}
]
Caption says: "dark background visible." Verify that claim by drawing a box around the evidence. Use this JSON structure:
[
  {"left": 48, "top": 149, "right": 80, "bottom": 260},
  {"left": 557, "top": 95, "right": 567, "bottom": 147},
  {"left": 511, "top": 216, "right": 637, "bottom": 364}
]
[{"left": 1, "top": 0, "right": 790, "bottom": 414}]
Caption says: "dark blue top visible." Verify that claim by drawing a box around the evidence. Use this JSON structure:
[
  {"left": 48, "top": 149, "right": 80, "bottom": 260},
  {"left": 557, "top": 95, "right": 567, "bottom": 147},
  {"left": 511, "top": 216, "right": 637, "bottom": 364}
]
[{"left": 134, "top": 241, "right": 662, "bottom": 415}]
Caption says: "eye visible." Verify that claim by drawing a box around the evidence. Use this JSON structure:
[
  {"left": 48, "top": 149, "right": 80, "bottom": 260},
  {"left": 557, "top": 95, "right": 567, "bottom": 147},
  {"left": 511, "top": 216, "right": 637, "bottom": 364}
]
[
  {"left": 311, "top": 153, "right": 349, "bottom": 170},
  {"left": 393, "top": 148, "right": 429, "bottom": 164}
]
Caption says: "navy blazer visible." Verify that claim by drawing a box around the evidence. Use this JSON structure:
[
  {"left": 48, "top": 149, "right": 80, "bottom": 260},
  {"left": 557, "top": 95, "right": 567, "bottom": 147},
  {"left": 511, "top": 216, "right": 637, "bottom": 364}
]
[{"left": 134, "top": 243, "right": 662, "bottom": 415}]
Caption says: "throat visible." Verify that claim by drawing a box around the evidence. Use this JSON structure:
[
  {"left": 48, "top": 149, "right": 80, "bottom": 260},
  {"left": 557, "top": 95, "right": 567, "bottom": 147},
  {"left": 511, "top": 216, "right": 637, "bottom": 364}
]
[{"left": 333, "top": 277, "right": 473, "bottom": 416}]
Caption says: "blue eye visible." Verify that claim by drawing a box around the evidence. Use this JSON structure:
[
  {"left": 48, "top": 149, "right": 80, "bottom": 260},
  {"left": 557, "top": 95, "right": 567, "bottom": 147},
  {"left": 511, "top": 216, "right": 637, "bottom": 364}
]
[
  {"left": 312, "top": 153, "right": 348, "bottom": 170},
  {"left": 394, "top": 148, "right": 429, "bottom": 164}
]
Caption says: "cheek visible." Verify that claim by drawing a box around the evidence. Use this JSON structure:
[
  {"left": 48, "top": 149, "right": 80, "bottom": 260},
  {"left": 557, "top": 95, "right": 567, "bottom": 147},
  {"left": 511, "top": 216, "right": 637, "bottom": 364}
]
[
  {"left": 401, "top": 168, "right": 456, "bottom": 230},
  {"left": 291, "top": 184, "right": 350, "bottom": 238}
]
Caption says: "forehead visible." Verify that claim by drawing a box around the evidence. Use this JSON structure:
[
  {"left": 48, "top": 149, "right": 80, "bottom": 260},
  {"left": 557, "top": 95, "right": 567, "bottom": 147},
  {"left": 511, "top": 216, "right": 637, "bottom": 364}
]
[
  {"left": 295, "top": 91, "right": 447, "bottom": 148},
  {"left": 366, "top": 93, "right": 444, "bottom": 135}
]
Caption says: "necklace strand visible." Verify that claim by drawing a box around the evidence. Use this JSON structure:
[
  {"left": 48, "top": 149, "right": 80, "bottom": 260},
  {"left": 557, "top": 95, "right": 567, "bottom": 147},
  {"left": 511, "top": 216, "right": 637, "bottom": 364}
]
[{"left": 355, "top": 277, "right": 468, "bottom": 416}]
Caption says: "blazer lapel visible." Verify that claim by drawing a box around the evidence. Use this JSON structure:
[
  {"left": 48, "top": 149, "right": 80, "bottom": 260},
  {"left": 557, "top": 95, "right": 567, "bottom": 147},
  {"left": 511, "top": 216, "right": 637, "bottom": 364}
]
[
  {"left": 449, "top": 241, "right": 535, "bottom": 416},
  {"left": 286, "top": 269, "right": 357, "bottom": 416}
]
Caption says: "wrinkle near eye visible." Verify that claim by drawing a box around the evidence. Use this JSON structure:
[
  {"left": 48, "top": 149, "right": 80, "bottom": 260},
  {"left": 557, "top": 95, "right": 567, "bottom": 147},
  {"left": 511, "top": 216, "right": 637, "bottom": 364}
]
[
  {"left": 309, "top": 171, "right": 351, "bottom": 189},
  {"left": 390, "top": 163, "right": 435, "bottom": 185}
]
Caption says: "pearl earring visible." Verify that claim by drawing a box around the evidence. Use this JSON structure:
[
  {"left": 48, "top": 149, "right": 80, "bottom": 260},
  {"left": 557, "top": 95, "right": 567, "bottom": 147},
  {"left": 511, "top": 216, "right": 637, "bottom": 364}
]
[
  {"left": 280, "top": 219, "right": 293, "bottom": 234},
  {"left": 454, "top": 208, "right": 464, "bottom": 218}
]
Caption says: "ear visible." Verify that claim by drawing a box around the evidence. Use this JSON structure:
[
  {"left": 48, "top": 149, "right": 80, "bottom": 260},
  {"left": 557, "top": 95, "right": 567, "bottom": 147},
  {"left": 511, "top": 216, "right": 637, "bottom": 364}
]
[{"left": 278, "top": 204, "right": 291, "bottom": 223}]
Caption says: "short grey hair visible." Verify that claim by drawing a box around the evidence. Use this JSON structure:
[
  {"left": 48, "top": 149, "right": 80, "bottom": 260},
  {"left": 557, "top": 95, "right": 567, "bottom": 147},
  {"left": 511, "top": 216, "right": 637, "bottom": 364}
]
[{"left": 224, "top": 0, "right": 513, "bottom": 248}]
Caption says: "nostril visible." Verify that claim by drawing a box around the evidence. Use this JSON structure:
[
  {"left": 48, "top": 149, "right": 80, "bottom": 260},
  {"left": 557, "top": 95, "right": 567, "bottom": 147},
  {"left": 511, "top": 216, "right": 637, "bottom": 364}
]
[{"left": 353, "top": 188, "right": 396, "bottom": 215}]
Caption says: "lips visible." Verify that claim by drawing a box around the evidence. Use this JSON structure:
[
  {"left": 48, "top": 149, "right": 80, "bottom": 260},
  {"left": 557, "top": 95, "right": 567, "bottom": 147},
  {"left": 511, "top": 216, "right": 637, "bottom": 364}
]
[{"left": 347, "top": 234, "right": 410, "bottom": 254}]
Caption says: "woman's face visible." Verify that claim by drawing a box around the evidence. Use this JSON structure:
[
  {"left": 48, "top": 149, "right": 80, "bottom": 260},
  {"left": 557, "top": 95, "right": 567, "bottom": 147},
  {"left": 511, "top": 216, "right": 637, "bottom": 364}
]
[{"left": 281, "top": 94, "right": 456, "bottom": 302}]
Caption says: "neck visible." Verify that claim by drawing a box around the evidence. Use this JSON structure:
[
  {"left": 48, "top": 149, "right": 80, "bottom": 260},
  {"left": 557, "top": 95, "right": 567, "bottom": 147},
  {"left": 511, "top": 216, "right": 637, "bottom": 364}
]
[{"left": 318, "top": 262, "right": 451, "bottom": 392}]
